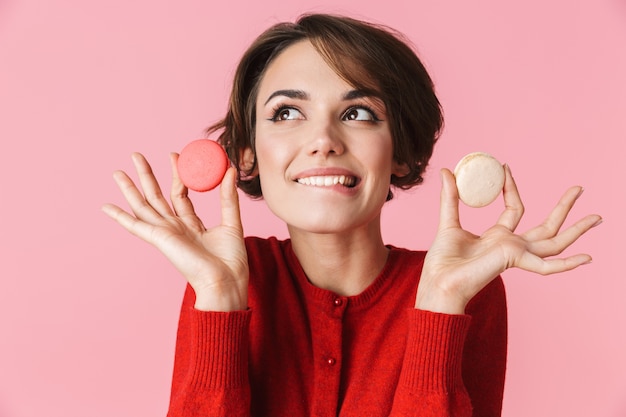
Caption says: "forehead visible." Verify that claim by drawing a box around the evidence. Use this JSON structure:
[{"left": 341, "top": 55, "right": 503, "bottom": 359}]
[{"left": 257, "top": 40, "right": 355, "bottom": 99}]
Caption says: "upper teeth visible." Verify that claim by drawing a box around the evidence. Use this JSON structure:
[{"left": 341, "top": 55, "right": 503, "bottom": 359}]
[{"left": 296, "top": 175, "right": 356, "bottom": 187}]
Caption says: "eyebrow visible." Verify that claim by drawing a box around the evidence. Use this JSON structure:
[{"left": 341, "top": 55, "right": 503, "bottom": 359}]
[
  {"left": 343, "top": 90, "right": 386, "bottom": 111},
  {"left": 264, "top": 89, "right": 309, "bottom": 105},
  {"left": 342, "top": 90, "right": 372, "bottom": 100},
  {"left": 263, "top": 89, "right": 382, "bottom": 105}
]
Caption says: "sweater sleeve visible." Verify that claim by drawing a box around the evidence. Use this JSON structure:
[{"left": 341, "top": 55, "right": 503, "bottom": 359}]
[
  {"left": 390, "top": 277, "right": 507, "bottom": 417},
  {"left": 167, "top": 284, "right": 252, "bottom": 417},
  {"left": 390, "top": 309, "right": 473, "bottom": 417},
  {"left": 462, "top": 276, "right": 508, "bottom": 416}
]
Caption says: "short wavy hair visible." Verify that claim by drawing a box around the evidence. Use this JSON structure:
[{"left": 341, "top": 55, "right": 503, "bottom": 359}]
[{"left": 208, "top": 13, "right": 443, "bottom": 199}]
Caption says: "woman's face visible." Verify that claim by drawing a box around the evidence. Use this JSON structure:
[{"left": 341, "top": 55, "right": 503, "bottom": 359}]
[{"left": 253, "top": 40, "right": 405, "bottom": 235}]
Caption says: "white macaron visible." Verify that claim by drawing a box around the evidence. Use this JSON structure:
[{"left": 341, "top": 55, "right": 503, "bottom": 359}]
[{"left": 453, "top": 152, "right": 505, "bottom": 208}]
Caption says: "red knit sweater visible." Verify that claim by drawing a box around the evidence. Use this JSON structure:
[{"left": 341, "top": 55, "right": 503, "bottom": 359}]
[{"left": 167, "top": 237, "right": 507, "bottom": 416}]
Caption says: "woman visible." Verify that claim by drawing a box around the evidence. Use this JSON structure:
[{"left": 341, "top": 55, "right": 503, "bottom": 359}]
[{"left": 102, "top": 13, "right": 600, "bottom": 416}]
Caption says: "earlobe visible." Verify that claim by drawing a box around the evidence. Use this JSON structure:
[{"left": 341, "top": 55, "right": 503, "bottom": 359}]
[
  {"left": 392, "top": 161, "right": 410, "bottom": 178},
  {"left": 240, "top": 147, "right": 259, "bottom": 176}
]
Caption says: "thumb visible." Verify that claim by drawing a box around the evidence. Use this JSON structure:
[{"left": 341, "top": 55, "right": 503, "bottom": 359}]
[
  {"left": 438, "top": 168, "right": 461, "bottom": 231},
  {"left": 220, "top": 167, "right": 244, "bottom": 233}
]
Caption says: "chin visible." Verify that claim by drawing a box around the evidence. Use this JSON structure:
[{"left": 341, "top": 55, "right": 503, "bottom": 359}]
[
  {"left": 284, "top": 212, "right": 382, "bottom": 236},
  {"left": 264, "top": 191, "right": 387, "bottom": 235}
]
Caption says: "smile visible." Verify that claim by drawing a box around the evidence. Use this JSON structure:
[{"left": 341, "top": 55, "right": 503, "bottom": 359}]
[{"left": 296, "top": 175, "right": 357, "bottom": 188}]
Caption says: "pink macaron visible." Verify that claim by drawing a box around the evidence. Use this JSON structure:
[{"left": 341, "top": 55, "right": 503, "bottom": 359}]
[{"left": 177, "top": 139, "right": 229, "bottom": 192}]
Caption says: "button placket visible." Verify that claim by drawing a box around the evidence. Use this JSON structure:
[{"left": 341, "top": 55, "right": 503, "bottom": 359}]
[
  {"left": 324, "top": 296, "right": 345, "bottom": 369},
  {"left": 309, "top": 294, "right": 347, "bottom": 415},
  {"left": 332, "top": 296, "right": 348, "bottom": 312}
]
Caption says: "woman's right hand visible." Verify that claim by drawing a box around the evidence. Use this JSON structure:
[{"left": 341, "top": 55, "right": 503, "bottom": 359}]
[{"left": 102, "top": 152, "right": 248, "bottom": 312}]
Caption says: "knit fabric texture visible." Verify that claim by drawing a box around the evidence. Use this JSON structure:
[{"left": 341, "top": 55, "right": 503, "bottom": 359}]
[{"left": 168, "top": 237, "right": 507, "bottom": 416}]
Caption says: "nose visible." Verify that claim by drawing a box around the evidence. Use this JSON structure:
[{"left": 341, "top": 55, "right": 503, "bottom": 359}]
[{"left": 306, "top": 120, "right": 345, "bottom": 157}]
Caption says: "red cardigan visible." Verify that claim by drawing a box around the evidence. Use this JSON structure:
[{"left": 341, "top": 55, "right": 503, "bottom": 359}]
[{"left": 167, "top": 237, "right": 507, "bottom": 416}]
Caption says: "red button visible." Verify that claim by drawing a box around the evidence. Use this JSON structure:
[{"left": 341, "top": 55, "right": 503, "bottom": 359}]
[
  {"left": 333, "top": 298, "right": 343, "bottom": 306},
  {"left": 327, "top": 358, "right": 336, "bottom": 366}
]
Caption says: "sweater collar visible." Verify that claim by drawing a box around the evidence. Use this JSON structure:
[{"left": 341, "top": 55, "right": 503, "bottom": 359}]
[{"left": 282, "top": 239, "right": 414, "bottom": 310}]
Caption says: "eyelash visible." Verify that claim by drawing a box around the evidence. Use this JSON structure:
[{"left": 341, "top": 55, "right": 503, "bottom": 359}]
[
  {"left": 269, "top": 105, "right": 302, "bottom": 122},
  {"left": 268, "top": 104, "right": 382, "bottom": 123},
  {"left": 342, "top": 105, "right": 382, "bottom": 122}
]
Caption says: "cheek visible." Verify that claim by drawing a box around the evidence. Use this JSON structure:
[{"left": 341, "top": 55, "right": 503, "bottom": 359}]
[
  {"left": 366, "top": 139, "right": 396, "bottom": 190},
  {"left": 254, "top": 134, "right": 288, "bottom": 180},
  {"left": 366, "top": 137, "right": 395, "bottom": 170}
]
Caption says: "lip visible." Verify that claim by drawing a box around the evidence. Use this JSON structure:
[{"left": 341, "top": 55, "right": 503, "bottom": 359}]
[{"left": 292, "top": 167, "right": 360, "bottom": 181}]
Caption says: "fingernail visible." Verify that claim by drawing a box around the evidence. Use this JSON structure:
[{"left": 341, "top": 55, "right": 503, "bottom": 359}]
[
  {"left": 592, "top": 218, "right": 603, "bottom": 227},
  {"left": 576, "top": 187, "right": 585, "bottom": 200}
]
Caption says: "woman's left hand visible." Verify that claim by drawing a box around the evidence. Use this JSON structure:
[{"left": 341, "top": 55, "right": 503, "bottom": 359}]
[{"left": 416, "top": 165, "right": 602, "bottom": 314}]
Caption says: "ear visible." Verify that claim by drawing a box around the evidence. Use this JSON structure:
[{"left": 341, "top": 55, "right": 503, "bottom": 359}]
[
  {"left": 240, "top": 147, "right": 258, "bottom": 176},
  {"left": 391, "top": 160, "right": 410, "bottom": 178}
]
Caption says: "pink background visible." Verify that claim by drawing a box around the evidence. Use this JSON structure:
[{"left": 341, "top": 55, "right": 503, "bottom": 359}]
[{"left": 1, "top": 0, "right": 624, "bottom": 416}]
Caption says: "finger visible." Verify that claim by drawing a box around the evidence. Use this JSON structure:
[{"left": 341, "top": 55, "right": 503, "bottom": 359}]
[
  {"left": 220, "top": 167, "right": 243, "bottom": 233},
  {"left": 169, "top": 152, "right": 198, "bottom": 219},
  {"left": 131, "top": 153, "right": 175, "bottom": 217},
  {"left": 438, "top": 168, "right": 461, "bottom": 230},
  {"left": 112, "top": 169, "right": 162, "bottom": 223},
  {"left": 515, "top": 251, "right": 592, "bottom": 276},
  {"left": 496, "top": 164, "right": 524, "bottom": 231},
  {"left": 101, "top": 203, "right": 158, "bottom": 242},
  {"left": 527, "top": 214, "right": 602, "bottom": 257},
  {"left": 523, "top": 186, "right": 584, "bottom": 241}
]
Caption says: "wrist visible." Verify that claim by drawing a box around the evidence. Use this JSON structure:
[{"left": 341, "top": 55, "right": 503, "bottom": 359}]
[
  {"left": 193, "top": 283, "right": 247, "bottom": 312},
  {"left": 414, "top": 284, "right": 467, "bottom": 315}
]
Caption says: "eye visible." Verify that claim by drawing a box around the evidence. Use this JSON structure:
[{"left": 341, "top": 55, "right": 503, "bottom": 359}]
[
  {"left": 271, "top": 106, "right": 304, "bottom": 121},
  {"left": 342, "top": 106, "right": 379, "bottom": 122}
]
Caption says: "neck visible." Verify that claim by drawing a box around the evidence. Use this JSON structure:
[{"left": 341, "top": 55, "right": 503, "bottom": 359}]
[{"left": 288, "top": 218, "right": 389, "bottom": 296}]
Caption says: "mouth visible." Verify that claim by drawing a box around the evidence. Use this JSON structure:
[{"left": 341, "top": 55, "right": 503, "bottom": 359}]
[{"left": 295, "top": 175, "right": 358, "bottom": 188}]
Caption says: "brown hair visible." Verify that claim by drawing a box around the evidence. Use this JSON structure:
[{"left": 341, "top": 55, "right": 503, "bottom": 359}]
[{"left": 208, "top": 13, "right": 443, "bottom": 199}]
